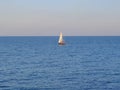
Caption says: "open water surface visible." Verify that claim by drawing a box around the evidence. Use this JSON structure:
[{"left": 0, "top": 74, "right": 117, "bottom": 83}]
[{"left": 0, "top": 36, "right": 120, "bottom": 90}]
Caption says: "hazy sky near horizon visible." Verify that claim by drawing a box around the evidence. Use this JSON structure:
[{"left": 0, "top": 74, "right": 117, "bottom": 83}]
[{"left": 0, "top": 0, "right": 120, "bottom": 36}]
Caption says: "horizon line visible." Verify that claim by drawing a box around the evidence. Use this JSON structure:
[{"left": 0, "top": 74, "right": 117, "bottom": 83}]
[{"left": 0, "top": 35, "right": 120, "bottom": 37}]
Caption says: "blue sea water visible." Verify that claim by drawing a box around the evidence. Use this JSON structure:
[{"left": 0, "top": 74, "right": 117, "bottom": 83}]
[{"left": 0, "top": 36, "right": 120, "bottom": 90}]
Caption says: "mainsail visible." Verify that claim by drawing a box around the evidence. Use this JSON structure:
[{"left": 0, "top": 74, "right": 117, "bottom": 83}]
[
  {"left": 58, "top": 32, "right": 63, "bottom": 43},
  {"left": 58, "top": 32, "right": 65, "bottom": 45}
]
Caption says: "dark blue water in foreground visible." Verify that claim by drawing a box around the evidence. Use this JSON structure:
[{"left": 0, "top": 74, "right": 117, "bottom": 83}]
[{"left": 0, "top": 36, "right": 120, "bottom": 90}]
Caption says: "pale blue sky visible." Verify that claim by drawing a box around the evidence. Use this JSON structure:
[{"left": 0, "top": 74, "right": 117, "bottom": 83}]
[{"left": 0, "top": 0, "right": 120, "bottom": 36}]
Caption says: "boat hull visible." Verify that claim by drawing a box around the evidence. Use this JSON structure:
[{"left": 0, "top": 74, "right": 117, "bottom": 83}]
[{"left": 58, "top": 42, "right": 65, "bottom": 45}]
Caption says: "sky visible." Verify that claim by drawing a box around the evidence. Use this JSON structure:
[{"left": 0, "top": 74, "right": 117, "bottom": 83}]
[{"left": 0, "top": 0, "right": 120, "bottom": 36}]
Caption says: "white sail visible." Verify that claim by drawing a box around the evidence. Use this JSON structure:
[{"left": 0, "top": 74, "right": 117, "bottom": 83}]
[{"left": 58, "top": 32, "right": 63, "bottom": 43}]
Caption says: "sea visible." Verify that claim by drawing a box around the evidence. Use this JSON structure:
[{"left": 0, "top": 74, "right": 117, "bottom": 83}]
[{"left": 0, "top": 36, "right": 120, "bottom": 90}]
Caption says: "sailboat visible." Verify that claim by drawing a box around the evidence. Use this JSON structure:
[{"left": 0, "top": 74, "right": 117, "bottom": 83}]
[{"left": 58, "top": 32, "right": 65, "bottom": 45}]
